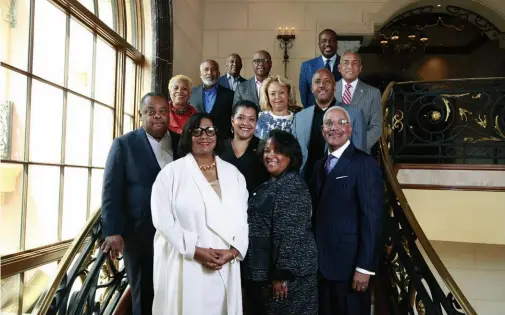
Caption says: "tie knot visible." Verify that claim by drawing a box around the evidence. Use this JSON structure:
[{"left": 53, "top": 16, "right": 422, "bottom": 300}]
[{"left": 345, "top": 84, "right": 352, "bottom": 90}]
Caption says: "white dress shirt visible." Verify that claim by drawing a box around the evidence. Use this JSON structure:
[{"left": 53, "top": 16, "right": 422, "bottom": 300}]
[
  {"left": 227, "top": 73, "right": 239, "bottom": 91},
  {"left": 322, "top": 54, "right": 337, "bottom": 72},
  {"left": 147, "top": 131, "right": 173, "bottom": 169},
  {"left": 341, "top": 78, "right": 359, "bottom": 100},
  {"left": 329, "top": 139, "right": 374, "bottom": 276}
]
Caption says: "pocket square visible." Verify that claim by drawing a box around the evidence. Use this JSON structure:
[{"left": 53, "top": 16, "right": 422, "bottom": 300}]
[{"left": 336, "top": 176, "right": 348, "bottom": 180}]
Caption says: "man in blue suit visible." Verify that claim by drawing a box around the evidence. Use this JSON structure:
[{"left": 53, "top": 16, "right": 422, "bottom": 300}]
[
  {"left": 101, "top": 92, "right": 179, "bottom": 315},
  {"left": 308, "top": 106, "right": 383, "bottom": 315},
  {"left": 292, "top": 68, "right": 366, "bottom": 182},
  {"left": 299, "top": 29, "right": 342, "bottom": 108},
  {"left": 217, "top": 53, "right": 246, "bottom": 91}
]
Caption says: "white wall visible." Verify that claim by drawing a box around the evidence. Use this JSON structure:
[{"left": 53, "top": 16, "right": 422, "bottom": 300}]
[{"left": 173, "top": 0, "right": 205, "bottom": 84}]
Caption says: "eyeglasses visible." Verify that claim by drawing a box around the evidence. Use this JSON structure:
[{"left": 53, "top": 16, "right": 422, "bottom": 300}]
[
  {"left": 191, "top": 126, "right": 217, "bottom": 137},
  {"left": 253, "top": 59, "right": 271, "bottom": 65},
  {"left": 323, "top": 119, "right": 349, "bottom": 129}
]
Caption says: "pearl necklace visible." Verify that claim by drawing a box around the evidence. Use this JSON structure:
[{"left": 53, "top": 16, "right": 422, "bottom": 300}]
[{"left": 199, "top": 161, "right": 216, "bottom": 171}]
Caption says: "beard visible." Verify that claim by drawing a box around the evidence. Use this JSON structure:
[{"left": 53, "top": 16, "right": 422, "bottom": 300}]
[{"left": 201, "top": 77, "right": 217, "bottom": 86}]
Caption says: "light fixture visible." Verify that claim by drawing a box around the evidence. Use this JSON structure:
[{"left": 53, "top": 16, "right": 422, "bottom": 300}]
[
  {"left": 437, "top": 4, "right": 441, "bottom": 7},
  {"left": 277, "top": 26, "right": 296, "bottom": 78}
]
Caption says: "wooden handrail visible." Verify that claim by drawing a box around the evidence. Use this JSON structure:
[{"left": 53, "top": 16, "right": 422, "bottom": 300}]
[
  {"left": 380, "top": 81, "right": 477, "bottom": 315},
  {"left": 1, "top": 240, "right": 72, "bottom": 279}
]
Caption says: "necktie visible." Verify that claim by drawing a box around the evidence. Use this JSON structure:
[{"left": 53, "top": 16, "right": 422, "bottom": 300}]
[
  {"left": 325, "top": 59, "right": 331, "bottom": 72},
  {"left": 342, "top": 83, "right": 352, "bottom": 104},
  {"left": 325, "top": 155, "right": 338, "bottom": 175}
]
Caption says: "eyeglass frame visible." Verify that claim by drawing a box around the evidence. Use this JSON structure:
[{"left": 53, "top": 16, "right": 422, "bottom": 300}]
[
  {"left": 322, "top": 119, "right": 350, "bottom": 129},
  {"left": 190, "top": 126, "right": 217, "bottom": 137},
  {"left": 252, "top": 59, "right": 272, "bottom": 65}
]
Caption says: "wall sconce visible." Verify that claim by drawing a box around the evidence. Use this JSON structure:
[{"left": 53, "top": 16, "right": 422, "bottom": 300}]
[{"left": 277, "top": 26, "right": 296, "bottom": 78}]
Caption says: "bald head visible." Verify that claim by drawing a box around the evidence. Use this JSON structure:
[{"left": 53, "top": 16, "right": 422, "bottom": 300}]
[
  {"left": 200, "top": 59, "right": 220, "bottom": 88},
  {"left": 252, "top": 50, "right": 272, "bottom": 80}
]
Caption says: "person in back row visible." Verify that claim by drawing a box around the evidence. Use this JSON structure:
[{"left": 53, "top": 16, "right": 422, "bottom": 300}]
[
  {"left": 233, "top": 50, "right": 272, "bottom": 107},
  {"left": 190, "top": 59, "right": 234, "bottom": 139},
  {"left": 218, "top": 53, "right": 246, "bottom": 91},
  {"left": 291, "top": 68, "right": 366, "bottom": 182}
]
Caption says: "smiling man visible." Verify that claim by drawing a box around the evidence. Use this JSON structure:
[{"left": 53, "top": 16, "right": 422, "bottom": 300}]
[
  {"left": 299, "top": 29, "right": 343, "bottom": 108},
  {"left": 308, "top": 105, "right": 383, "bottom": 315},
  {"left": 291, "top": 68, "right": 366, "bottom": 182},
  {"left": 190, "top": 59, "right": 234, "bottom": 139},
  {"left": 218, "top": 53, "right": 246, "bottom": 91},
  {"left": 101, "top": 93, "right": 179, "bottom": 315},
  {"left": 335, "top": 51, "right": 382, "bottom": 153},
  {"left": 233, "top": 50, "right": 272, "bottom": 107}
]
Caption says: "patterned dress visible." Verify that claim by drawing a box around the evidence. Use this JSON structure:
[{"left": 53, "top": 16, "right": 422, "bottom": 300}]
[{"left": 254, "top": 111, "right": 294, "bottom": 139}]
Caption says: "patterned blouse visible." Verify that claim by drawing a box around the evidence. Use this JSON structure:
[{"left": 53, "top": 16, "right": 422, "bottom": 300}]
[{"left": 254, "top": 111, "right": 294, "bottom": 139}]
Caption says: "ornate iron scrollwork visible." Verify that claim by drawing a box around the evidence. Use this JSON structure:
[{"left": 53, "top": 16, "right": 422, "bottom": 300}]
[
  {"left": 386, "top": 78, "right": 505, "bottom": 164},
  {"left": 446, "top": 6, "right": 504, "bottom": 40}
]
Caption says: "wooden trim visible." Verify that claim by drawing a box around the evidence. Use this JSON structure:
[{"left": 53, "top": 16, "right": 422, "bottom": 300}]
[
  {"left": 400, "top": 184, "right": 505, "bottom": 192},
  {"left": 49, "top": 0, "right": 144, "bottom": 62},
  {"left": 394, "top": 163, "right": 505, "bottom": 172},
  {"left": 1, "top": 241, "right": 73, "bottom": 279}
]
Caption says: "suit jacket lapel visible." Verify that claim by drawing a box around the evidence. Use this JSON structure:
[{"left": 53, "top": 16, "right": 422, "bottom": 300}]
[
  {"left": 302, "top": 106, "right": 315, "bottom": 148},
  {"left": 333, "top": 55, "right": 340, "bottom": 78},
  {"left": 211, "top": 86, "right": 223, "bottom": 115},
  {"left": 352, "top": 80, "right": 365, "bottom": 106},
  {"left": 327, "top": 144, "right": 354, "bottom": 179},
  {"left": 249, "top": 79, "right": 259, "bottom": 104},
  {"left": 220, "top": 76, "right": 230, "bottom": 89},
  {"left": 335, "top": 79, "right": 343, "bottom": 102},
  {"left": 193, "top": 86, "right": 204, "bottom": 113},
  {"left": 136, "top": 128, "right": 161, "bottom": 173}
]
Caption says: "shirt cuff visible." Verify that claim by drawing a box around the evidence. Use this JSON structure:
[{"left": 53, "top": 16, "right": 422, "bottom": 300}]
[{"left": 355, "top": 267, "right": 375, "bottom": 276}]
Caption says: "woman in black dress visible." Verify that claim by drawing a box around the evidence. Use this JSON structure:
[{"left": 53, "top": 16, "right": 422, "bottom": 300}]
[
  {"left": 242, "top": 129, "right": 318, "bottom": 315},
  {"left": 220, "top": 100, "right": 269, "bottom": 192}
]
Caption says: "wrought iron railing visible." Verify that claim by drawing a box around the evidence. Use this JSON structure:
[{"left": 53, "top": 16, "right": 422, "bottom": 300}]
[
  {"left": 32, "top": 210, "right": 128, "bottom": 315},
  {"left": 385, "top": 77, "right": 505, "bottom": 164},
  {"left": 378, "top": 81, "right": 476, "bottom": 315}
]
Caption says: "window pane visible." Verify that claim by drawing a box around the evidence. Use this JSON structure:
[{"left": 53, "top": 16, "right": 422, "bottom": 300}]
[
  {"left": 65, "top": 94, "right": 91, "bottom": 166},
  {"left": 92, "top": 104, "right": 113, "bottom": 167},
  {"left": 25, "top": 165, "right": 60, "bottom": 250},
  {"left": 124, "top": 59, "right": 135, "bottom": 115},
  {"left": 22, "top": 262, "right": 58, "bottom": 312},
  {"left": 29, "top": 80, "right": 63, "bottom": 163},
  {"left": 1, "top": 274, "right": 20, "bottom": 314},
  {"left": 68, "top": 19, "right": 94, "bottom": 96},
  {"left": 124, "top": 114, "right": 133, "bottom": 134},
  {"left": 32, "top": 0, "right": 66, "bottom": 85},
  {"left": 0, "top": 163, "right": 24, "bottom": 255},
  {"left": 77, "top": 0, "right": 95, "bottom": 13},
  {"left": 61, "top": 168, "right": 88, "bottom": 240},
  {"left": 90, "top": 168, "right": 104, "bottom": 215},
  {"left": 94, "top": 40, "right": 116, "bottom": 106},
  {"left": 125, "top": 0, "right": 137, "bottom": 46},
  {"left": 0, "top": 68, "right": 27, "bottom": 161},
  {"left": 98, "top": 0, "right": 117, "bottom": 31},
  {"left": 0, "top": 0, "right": 31, "bottom": 71}
]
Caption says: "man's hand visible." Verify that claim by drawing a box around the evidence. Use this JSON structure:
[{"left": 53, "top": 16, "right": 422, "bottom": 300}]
[
  {"left": 101, "top": 235, "right": 124, "bottom": 260},
  {"left": 272, "top": 280, "right": 288, "bottom": 301},
  {"left": 194, "top": 247, "right": 222, "bottom": 270},
  {"left": 352, "top": 271, "right": 370, "bottom": 292}
]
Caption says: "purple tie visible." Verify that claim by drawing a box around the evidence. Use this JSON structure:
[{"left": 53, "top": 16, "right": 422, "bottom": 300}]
[{"left": 325, "top": 155, "right": 338, "bottom": 175}]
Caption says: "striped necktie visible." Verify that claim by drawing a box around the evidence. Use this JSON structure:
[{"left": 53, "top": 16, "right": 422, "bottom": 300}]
[{"left": 342, "top": 83, "right": 352, "bottom": 104}]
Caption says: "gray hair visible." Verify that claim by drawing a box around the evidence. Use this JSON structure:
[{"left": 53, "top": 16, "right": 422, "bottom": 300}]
[{"left": 323, "top": 106, "right": 351, "bottom": 122}]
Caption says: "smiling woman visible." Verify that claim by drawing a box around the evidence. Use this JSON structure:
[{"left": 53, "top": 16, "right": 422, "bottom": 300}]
[{"left": 168, "top": 75, "right": 197, "bottom": 135}]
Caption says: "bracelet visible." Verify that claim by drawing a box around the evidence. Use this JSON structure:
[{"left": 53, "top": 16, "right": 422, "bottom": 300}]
[{"left": 230, "top": 253, "right": 237, "bottom": 264}]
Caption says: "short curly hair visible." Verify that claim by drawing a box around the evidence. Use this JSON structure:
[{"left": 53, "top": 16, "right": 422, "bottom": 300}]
[
  {"left": 258, "top": 129, "right": 303, "bottom": 172},
  {"left": 178, "top": 113, "right": 223, "bottom": 157},
  {"left": 168, "top": 74, "right": 193, "bottom": 93}
]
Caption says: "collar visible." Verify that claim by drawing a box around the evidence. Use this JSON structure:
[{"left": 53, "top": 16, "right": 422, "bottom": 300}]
[
  {"left": 329, "top": 140, "right": 350, "bottom": 159},
  {"left": 227, "top": 73, "right": 239, "bottom": 80},
  {"left": 203, "top": 83, "right": 219, "bottom": 92},
  {"left": 255, "top": 76, "right": 265, "bottom": 84},
  {"left": 342, "top": 78, "right": 359, "bottom": 89},
  {"left": 322, "top": 54, "right": 337, "bottom": 64},
  {"left": 146, "top": 130, "right": 170, "bottom": 143},
  {"left": 315, "top": 98, "right": 337, "bottom": 113}
]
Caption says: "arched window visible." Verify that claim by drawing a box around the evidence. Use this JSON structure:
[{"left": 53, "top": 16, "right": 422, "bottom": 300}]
[{"left": 0, "top": 0, "right": 144, "bottom": 310}]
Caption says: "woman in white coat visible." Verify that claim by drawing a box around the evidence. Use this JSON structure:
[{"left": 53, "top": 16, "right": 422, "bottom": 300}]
[{"left": 151, "top": 113, "right": 249, "bottom": 315}]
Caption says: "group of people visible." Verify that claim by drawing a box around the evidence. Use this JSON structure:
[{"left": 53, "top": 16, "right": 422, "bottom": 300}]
[{"left": 100, "top": 28, "right": 384, "bottom": 315}]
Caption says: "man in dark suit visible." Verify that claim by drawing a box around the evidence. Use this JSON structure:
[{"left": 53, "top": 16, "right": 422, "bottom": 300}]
[
  {"left": 101, "top": 92, "right": 179, "bottom": 315},
  {"left": 218, "top": 53, "right": 246, "bottom": 91},
  {"left": 233, "top": 50, "right": 272, "bottom": 107},
  {"left": 190, "top": 59, "right": 234, "bottom": 139},
  {"left": 308, "top": 106, "right": 383, "bottom": 315},
  {"left": 299, "top": 29, "right": 342, "bottom": 108}
]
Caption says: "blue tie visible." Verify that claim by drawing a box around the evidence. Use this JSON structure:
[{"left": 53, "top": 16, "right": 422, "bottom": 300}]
[{"left": 325, "top": 155, "right": 338, "bottom": 175}]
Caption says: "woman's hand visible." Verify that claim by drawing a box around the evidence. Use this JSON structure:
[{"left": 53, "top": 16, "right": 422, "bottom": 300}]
[
  {"left": 272, "top": 280, "right": 288, "bottom": 301},
  {"left": 212, "top": 248, "right": 239, "bottom": 265},
  {"left": 194, "top": 247, "right": 222, "bottom": 270}
]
